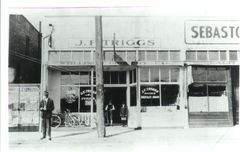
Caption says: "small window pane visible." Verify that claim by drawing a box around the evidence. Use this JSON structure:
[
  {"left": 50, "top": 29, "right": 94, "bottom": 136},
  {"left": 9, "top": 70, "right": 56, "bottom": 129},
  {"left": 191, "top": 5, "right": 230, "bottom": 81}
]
[
  {"left": 119, "top": 71, "right": 126, "bottom": 84},
  {"left": 80, "top": 71, "right": 90, "bottom": 85},
  {"left": 104, "top": 71, "right": 110, "bottom": 84},
  {"left": 208, "top": 85, "right": 226, "bottom": 96},
  {"left": 133, "top": 69, "right": 137, "bottom": 83},
  {"left": 207, "top": 68, "right": 226, "bottom": 82},
  {"left": 71, "top": 72, "right": 80, "bottom": 85},
  {"left": 209, "top": 51, "right": 219, "bottom": 61},
  {"left": 111, "top": 71, "right": 118, "bottom": 84},
  {"left": 61, "top": 52, "right": 71, "bottom": 62},
  {"left": 193, "top": 67, "right": 207, "bottom": 82},
  {"left": 229, "top": 50, "right": 238, "bottom": 60},
  {"left": 197, "top": 51, "right": 207, "bottom": 60},
  {"left": 140, "top": 68, "right": 149, "bottom": 82},
  {"left": 84, "top": 51, "right": 92, "bottom": 61},
  {"left": 61, "top": 72, "right": 71, "bottom": 85},
  {"left": 220, "top": 51, "right": 227, "bottom": 61},
  {"left": 130, "top": 71, "right": 133, "bottom": 84},
  {"left": 171, "top": 68, "right": 179, "bottom": 82},
  {"left": 138, "top": 51, "right": 145, "bottom": 61},
  {"left": 161, "top": 68, "right": 170, "bottom": 82},
  {"left": 186, "top": 51, "right": 196, "bottom": 60},
  {"left": 130, "top": 86, "right": 136, "bottom": 106},
  {"left": 188, "top": 84, "right": 207, "bottom": 96},
  {"left": 72, "top": 51, "right": 83, "bottom": 62},
  {"left": 158, "top": 51, "right": 168, "bottom": 61},
  {"left": 170, "top": 51, "right": 180, "bottom": 61},
  {"left": 147, "top": 51, "right": 157, "bottom": 61},
  {"left": 127, "top": 51, "right": 136, "bottom": 61},
  {"left": 150, "top": 68, "right": 159, "bottom": 82}
]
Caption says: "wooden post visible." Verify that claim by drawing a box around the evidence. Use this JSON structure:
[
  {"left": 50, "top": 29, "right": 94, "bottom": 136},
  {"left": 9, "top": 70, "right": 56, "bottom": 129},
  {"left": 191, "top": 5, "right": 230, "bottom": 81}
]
[{"left": 95, "top": 16, "right": 106, "bottom": 137}]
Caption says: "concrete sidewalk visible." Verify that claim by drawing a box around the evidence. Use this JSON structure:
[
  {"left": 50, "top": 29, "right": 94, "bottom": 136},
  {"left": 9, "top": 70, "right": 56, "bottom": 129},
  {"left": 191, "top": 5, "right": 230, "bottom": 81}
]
[{"left": 9, "top": 126, "right": 244, "bottom": 152}]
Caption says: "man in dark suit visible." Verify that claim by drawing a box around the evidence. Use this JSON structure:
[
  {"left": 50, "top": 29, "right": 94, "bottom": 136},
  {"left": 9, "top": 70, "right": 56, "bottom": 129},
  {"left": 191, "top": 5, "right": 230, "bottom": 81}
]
[{"left": 40, "top": 91, "right": 54, "bottom": 140}]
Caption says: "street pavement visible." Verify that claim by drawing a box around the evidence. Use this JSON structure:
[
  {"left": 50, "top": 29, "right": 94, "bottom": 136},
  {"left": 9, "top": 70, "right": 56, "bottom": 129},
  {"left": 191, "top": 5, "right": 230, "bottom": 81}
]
[{"left": 8, "top": 125, "right": 245, "bottom": 152}]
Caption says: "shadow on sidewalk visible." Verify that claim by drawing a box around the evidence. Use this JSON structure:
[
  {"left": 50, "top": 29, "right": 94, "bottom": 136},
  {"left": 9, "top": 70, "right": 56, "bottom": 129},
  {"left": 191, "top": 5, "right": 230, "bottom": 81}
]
[
  {"left": 106, "top": 128, "right": 137, "bottom": 138},
  {"left": 53, "top": 131, "right": 94, "bottom": 139}
]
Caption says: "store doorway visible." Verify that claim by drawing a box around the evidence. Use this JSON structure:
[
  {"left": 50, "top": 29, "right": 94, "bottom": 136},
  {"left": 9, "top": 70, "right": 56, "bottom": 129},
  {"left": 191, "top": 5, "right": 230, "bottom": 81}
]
[{"left": 104, "top": 87, "right": 127, "bottom": 125}]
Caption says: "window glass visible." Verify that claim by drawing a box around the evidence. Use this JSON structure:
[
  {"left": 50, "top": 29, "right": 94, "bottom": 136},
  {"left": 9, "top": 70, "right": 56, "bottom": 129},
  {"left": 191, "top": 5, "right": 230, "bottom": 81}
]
[
  {"left": 150, "top": 67, "right": 159, "bottom": 82},
  {"left": 61, "top": 52, "right": 71, "bottom": 62},
  {"left": 80, "top": 71, "right": 90, "bottom": 85},
  {"left": 229, "top": 50, "right": 238, "bottom": 60},
  {"left": 84, "top": 51, "right": 92, "bottom": 61},
  {"left": 220, "top": 51, "right": 227, "bottom": 60},
  {"left": 138, "top": 51, "right": 145, "bottom": 61},
  {"left": 158, "top": 51, "right": 168, "bottom": 61},
  {"left": 60, "top": 86, "right": 79, "bottom": 112},
  {"left": 130, "top": 86, "right": 137, "bottom": 106},
  {"left": 197, "top": 51, "right": 207, "bottom": 60},
  {"left": 160, "top": 68, "right": 170, "bottom": 82},
  {"left": 72, "top": 51, "right": 83, "bottom": 62},
  {"left": 188, "top": 84, "right": 207, "bottom": 96},
  {"left": 111, "top": 71, "right": 118, "bottom": 84},
  {"left": 161, "top": 85, "right": 179, "bottom": 106},
  {"left": 192, "top": 67, "right": 207, "bottom": 82},
  {"left": 186, "top": 51, "right": 196, "bottom": 60},
  {"left": 61, "top": 72, "right": 71, "bottom": 85},
  {"left": 119, "top": 71, "right": 126, "bottom": 84},
  {"left": 141, "top": 85, "right": 160, "bottom": 106},
  {"left": 133, "top": 69, "right": 137, "bottom": 83},
  {"left": 147, "top": 51, "right": 157, "bottom": 61},
  {"left": 127, "top": 51, "right": 136, "bottom": 61},
  {"left": 140, "top": 68, "right": 149, "bottom": 82},
  {"left": 207, "top": 68, "right": 226, "bottom": 82},
  {"left": 209, "top": 51, "right": 219, "bottom": 61},
  {"left": 208, "top": 85, "right": 227, "bottom": 96},
  {"left": 170, "top": 51, "right": 180, "bottom": 61},
  {"left": 130, "top": 71, "right": 133, "bottom": 84},
  {"left": 70, "top": 72, "right": 80, "bottom": 85},
  {"left": 104, "top": 71, "right": 110, "bottom": 84},
  {"left": 171, "top": 68, "right": 179, "bottom": 82},
  {"left": 80, "top": 87, "right": 91, "bottom": 112}
]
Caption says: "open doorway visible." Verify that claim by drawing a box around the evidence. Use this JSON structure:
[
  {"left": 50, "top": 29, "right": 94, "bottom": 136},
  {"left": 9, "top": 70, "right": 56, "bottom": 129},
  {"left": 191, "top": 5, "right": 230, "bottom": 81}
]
[{"left": 104, "top": 87, "right": 127, "bottom": 125}]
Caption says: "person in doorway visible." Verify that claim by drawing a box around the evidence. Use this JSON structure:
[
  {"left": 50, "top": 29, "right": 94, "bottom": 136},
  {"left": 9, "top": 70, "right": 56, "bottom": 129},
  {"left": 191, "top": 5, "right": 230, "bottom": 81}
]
[
  {"left": 120, "top": 103, "right": 128, "bottom": 127},
  {"left": 39, "top": 91, "right": 54, "bottom": 140},
  {"left": 105, "top": 100, "right": 115, "bottom": 126}
]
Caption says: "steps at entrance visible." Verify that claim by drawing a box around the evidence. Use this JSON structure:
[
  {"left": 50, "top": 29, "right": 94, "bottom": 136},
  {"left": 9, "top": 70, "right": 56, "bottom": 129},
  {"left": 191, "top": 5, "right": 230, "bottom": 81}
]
[{"left": 189, "top": 112, "right": 232, "bottom": 128}]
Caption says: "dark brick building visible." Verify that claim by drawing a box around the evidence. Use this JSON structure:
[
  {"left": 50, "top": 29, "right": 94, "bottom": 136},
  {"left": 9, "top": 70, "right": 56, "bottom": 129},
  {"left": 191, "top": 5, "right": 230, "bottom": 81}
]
[{"left": 9, "top": 15, "right": 41, "bottom": 83}]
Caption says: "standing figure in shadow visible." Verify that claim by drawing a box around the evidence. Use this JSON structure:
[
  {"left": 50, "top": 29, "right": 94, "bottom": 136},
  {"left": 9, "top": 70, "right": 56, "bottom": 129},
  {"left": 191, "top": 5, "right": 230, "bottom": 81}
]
[{"left": 105, "top": 100, "right": 115, "bottom": 126}]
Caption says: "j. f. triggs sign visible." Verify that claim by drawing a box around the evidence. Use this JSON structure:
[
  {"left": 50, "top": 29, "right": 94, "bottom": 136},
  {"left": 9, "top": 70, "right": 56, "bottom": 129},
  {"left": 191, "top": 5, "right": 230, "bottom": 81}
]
[
  {"left": 69, "top": 38, "right": 159, "bottom": 48},
  {"left": 185, "top": 20, "right": 239, "bottom": 44}
]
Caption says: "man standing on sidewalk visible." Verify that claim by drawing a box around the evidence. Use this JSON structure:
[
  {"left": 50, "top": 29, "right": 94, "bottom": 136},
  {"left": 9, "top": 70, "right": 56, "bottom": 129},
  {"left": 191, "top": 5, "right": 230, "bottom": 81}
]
[{"left": 40, "top": 91, "right": 54, "bottom": 140}]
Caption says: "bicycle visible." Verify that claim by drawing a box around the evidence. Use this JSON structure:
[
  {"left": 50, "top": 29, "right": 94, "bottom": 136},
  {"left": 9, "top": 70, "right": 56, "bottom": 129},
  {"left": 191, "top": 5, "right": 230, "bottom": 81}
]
[{"left": 51, "top": 109, "right": 76, "bottom": 128}]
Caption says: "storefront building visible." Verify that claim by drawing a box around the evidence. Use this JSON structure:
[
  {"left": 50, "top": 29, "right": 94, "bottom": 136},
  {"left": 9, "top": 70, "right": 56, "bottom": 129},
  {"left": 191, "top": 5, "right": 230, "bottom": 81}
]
[{"left": 42, "top": 16, "right": 239, "bottom": 128}]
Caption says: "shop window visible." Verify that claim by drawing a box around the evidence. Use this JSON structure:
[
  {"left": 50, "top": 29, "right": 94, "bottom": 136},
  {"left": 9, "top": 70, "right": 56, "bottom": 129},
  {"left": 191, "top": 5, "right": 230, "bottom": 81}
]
[
  {"left": 140, "top": 68, "right": 149, "bottom": 82},
  {"left": 70, "top": 72, "right": 80, "bottom": 85},
  {"left": 229, "top": 50, "right": 238, "bottom": 60},
  {"left": 209, "top": 51, "right": 219, "bottom": 61},
  {"left": 139, "top": 51, "right": 145, "bottom": 61},
  {"left": 170, "top": 50, "right": 180, "bottom": 61},
  {"left": 61, "top": 52, "right": 71, "bottom": 62},
  {"left": 150, "top": 67, "right": 159, "bottom": 82},
  {"left": 80, "top": 71, "right": 91, "bottom": 85},
  {"left": 130, "top": 69, "right": 137, "bottom": 84},
  {"left": 208, "top": 85, "right": 226, "bottom": 96},
  {"left": 61, "top": 72, "right": 71, "bottom": 85},
  {"left": 220, "top": 51, "right": 227, "bottom": 61},
  {"left": 161, "top": 85, "right": 179, "bottom": 106},
  {"left": 186, "top": 50, "right": 196, "bottom": 61},
  {"left": 80, "top": 87, "right": 91, "bottom": 112},
  {"left": 192, "top": 67, "right": 207, "bottom": 82},
  {"left": 160, "top": 68, "right": 170, "bottom": 82},
  {"left": 147, "top": 51, "right": 157, "bottom": 61},
  {"left": 141, "top": 85, "right": 160, "bottom": 106},
  {"left": 111, "top": 71, "right": 118, "bottom": 84},
  {"left": 93, "top": 71, "right": 96, "bottom": 85},
  {"left": 158, "top": 51, "right": 168, "bottom": 61},
  {"left": 170, "top": 68, "right": 179, "bottom": 82},
  {"left": 84, "top": 51, "right": 92, "bottom": 61},
  {"left": 119, "top": 71, "right": 126, "bottom": 84},
  {"left": 130, "top": 86, "right": 137, "bottom": 106},
  {"left": 127, "top": 51, "right": 136, "bottom": 61},
  {"left": 188, "top": 84, "right": 207, "bottom": 96},
  {"left": 72, "top": 51, "right": 83, "bottom": 62},
  {"left": 104, "top": 71, "right": 111, "bottom": 84},
  {"left": 197, "top": 51, "right": 207, "bottom": 61},
  {"left": 60, "top": 86, "right": 79, "bottom": 112}
]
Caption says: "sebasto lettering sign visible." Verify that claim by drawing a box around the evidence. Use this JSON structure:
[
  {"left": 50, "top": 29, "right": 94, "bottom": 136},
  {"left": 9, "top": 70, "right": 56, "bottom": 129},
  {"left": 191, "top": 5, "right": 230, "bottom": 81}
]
[
  {"left": 68, "top": 38, "right": 159, "bottom": 48},
  {"left": 185, "top": 20, "right": 239, "bottom": 44}
]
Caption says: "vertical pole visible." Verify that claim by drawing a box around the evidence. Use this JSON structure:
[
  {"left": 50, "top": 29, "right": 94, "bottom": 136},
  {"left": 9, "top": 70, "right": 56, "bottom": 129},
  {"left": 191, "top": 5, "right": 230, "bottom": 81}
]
[
  {"left": 39, "top": 21, "right": 42, "bottom": 132},
  {"left": 95, "top": 16, "right": 106, "bottom": 137}
]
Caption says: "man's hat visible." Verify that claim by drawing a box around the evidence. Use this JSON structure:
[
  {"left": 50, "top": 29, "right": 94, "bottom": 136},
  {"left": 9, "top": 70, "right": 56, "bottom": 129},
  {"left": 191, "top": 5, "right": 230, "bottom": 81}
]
[{"left": 44, "top": 90, "right": 49, "bottom": 94}]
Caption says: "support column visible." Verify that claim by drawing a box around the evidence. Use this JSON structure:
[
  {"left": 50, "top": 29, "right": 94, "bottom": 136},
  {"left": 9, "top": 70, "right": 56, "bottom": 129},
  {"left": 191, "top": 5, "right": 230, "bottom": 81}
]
[
  {"left": 227, "top": 67, "right": 234, "bottom": 126},
  {"left": 136, "top": 67, "right": 142, "bottom": 129}
]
